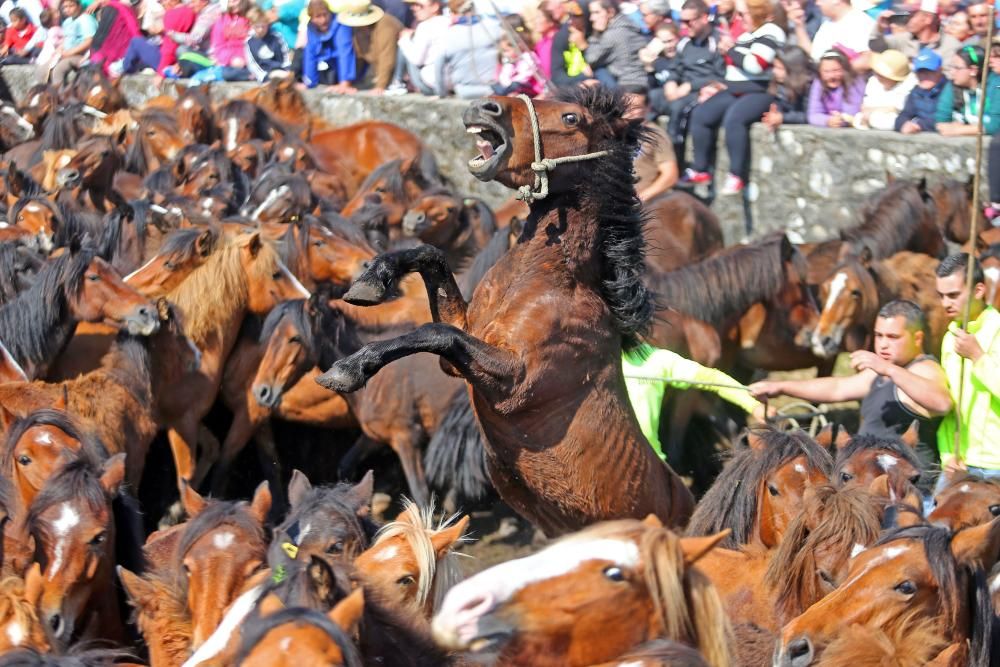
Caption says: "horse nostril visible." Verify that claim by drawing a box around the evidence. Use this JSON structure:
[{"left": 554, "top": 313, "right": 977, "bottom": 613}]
[
  {"left": 480, "top": 101, "right": 502, "bottom": 116},
  {"left": 787, "top": 637, "right": 813, "bottom": 666},
  {"left": 255, "top": 385, "right": 271, "bottom": 404},
  {"left": 414, "top": 213, "right": 425, "bottom": 224},
  {"left": 361, "top": 261, "right": 371, "bottom": 270},
  {"left": 49, "top": 613, "right": 62, "bottom": 633},
  {"left": 138, "top": 305, "right": 154, "bottom": 321}
]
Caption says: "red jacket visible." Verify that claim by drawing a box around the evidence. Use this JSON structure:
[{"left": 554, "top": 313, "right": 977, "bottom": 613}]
[{"left": 4, "top": 23, "right": 36, "bottom": 52}]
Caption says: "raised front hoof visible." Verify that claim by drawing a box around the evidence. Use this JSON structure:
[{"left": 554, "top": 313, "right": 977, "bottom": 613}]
[
  {"left": 316, "top": 363, "right": 366, "bottom": 393},
  {"left": 342, "top": 279, "right": 388, "bottom": 306}
]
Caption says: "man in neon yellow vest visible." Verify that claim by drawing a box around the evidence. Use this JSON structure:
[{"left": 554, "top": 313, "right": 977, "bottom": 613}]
[
  {"left": 935, "top": 253, "right": 1000, "bottom": 479},
  {"left": 622, "top": 341, "right": 766, "bottom": 460}
]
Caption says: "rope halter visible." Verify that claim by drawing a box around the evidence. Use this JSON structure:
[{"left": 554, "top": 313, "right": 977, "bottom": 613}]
[{"left": 514, "top": 94, "right": 611, "bottom": 204}]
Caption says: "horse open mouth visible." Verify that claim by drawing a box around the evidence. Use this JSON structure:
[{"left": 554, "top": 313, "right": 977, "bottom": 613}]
[{"left": 465, "top": 124, "right": 507, "bottom": 179}]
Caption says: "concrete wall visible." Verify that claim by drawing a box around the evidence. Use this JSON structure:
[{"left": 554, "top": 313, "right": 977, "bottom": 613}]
[{"left": 3, "top": 65, "right": 983, "bottom": 243}]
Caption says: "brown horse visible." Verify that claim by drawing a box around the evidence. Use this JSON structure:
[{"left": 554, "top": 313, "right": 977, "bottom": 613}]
[
  {"left": 432, "top": 517, "right": 732, "bottom": 667},
  {"left": 119, "top": 567, "right": 193, "bottom": 667},
  {"left": 696, "top": 483, "right": 883, "bottom": 632},
  {"left": 928, "top": 472, "right": 1000, "bottom": 531},
  {"left": 54, "top": 130, "right": 127, "bottom": 213},
  {"left": 402, "top": 189, "right": 498, "bottom": 272},
  {"left": 7, "top": 196, "right": 60, "bottom": 253},
  {"left": 686, "top": 428, "right": 832, "bottom": 549},
  {"left": 642, "top": 191, "right": 724, "bottom": 274},
  {"left": 775, "top": 521, "right": 1000, "bottom": 667},
  {"left": 27, "top": 453, "right": 126, "bottom": 645},
  {"left": 833, "top": 428, "right": 923, "bottom": 490},
  {"left": 354, "top": 499, "right": 468, "bottom": 619},
  {"left": 124, "top": 226, "right": 220, "bottom": 297},
  {"left": 308, "top": 122, "right": 426, "bottom": 197},
  {"left": 809, "top": 249, "right": 947, "bottom": 359},
  {"left": 122, "top": 110, "right": 187, "bottom": 177},
  {"left": 340, "top": 154, "right": 441, "bottom": 237},
  {"left": 0, "top": 565, "right": 48, "bottom": 653},
  {"left": 0, "top": 241, "right": 158, "bottom": 380},
  {"left": 318, "top": 88, "right": 694, "bottom": 535},
  {"left": 0, "top": 341, "right": 26, "bottom": 383}
]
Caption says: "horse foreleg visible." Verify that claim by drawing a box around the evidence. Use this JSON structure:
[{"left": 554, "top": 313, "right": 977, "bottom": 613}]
[
  {"left": 391, "top": 431, "right": 430, "bottom": 509},
  {"left": 342, "top": 245, "right": 468, "bottom": 327},
  {"left": 251, "top": 422, "right": 286, "bottom": 521},
  {"left": 317, "top": 323, "right": 519, "bottom": 405},
  {"left": 166, "top": 419, "right": 198, "bottom": 495},
  {"left": 210, "top": 405, "right": 259, "bottom": 497}
]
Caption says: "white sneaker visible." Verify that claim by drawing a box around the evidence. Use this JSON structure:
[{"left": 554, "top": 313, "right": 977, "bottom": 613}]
[
  {"left": 107, "top": 60, "right": 124, "bottom": 78},
  {"left": 384, "top": 82, "right": 408, "bottom": 96}
]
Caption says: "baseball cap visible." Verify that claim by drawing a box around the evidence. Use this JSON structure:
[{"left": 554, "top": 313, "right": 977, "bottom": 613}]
[{"left": 913, "top": 47, "right": 942, "bottom": 72}]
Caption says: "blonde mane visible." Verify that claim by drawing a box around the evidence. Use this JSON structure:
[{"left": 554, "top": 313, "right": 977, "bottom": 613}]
[
  {"left": 0, "top": 575, "right": 45, "bottom": 651},
  {"left": 371, "top": 498, "right": 467, "bottom": 613},
  {"left": 166, "top": 234, "right": 282, "bottom": 344},
  {"left": 817, "top": 611, "right": 948, "bottom": 666}
]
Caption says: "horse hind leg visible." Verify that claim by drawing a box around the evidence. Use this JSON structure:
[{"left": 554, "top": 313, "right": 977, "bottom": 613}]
[{"left": 391, "top": 431, "right": 430, "bottom": 509}]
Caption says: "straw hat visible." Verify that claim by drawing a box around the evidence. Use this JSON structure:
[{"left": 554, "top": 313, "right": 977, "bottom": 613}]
[
  {"left": 337, "top": 0, "right": 385, "bottom": 25},
  {"left": 871, "top": 49, "right": 911, "bottom": 82}
]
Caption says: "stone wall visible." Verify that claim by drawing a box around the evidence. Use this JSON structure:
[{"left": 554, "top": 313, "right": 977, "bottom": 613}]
[{"left": 3, "top": 65, "right": 983, "bottom": 244}]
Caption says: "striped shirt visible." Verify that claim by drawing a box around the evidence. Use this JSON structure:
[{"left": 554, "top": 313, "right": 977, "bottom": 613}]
[{"left": 724, "top": 21, "right": 785, "bottom": 83}]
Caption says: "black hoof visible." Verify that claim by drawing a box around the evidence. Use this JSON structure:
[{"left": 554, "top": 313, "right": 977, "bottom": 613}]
[
  {"left": 316, "top": 363, "right": 365, "bottom": 393},
  {"left": 343, "top": 279, "right": 387, "bottom": 306}
]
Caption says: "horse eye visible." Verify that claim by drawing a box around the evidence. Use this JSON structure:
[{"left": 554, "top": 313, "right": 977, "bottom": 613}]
[
  {"left": 328, "top": 542, "right": 344, "bottom": 554},
  {"left": 990, "top": 504, "right": 1000, "bottom": 516},
  {"left": 182, "top": 562, "right": 192, "bottom": 577},
  {"left": 396, "top": 575, "right": 415, "bottom": 586},
  {"left": 840, "top": 472, "right": 854, "bottom": 483},
  {"left": 16, "top": 455, "right": 30, "bottom": 466},
  {"left": 86, "top": 273, "right": 100, "bottom": 281},
  {"left": 289, "top": 335, "right": 302, "bottom": 344},
  {"left": 312, "top": 239, "right": 323, "bottom": 247},
  {"left": 851, "top": 290, "right": 861, "bottom": 299},
  {"left": 164, "top": 261, "right": 176, "bottom": 270},
  {"left": 894, "top": 580, "right": 916, "bottom": 596},
  {"left": 602, "top": 565, "right": 626, "bottom": 582},
  {"left": 89, "top": 531, "right": 107, "bottom": 547},
  {"left": 562, "top": 112, "right": 579, "bottom": 126},
  {"left": 16, "top": 214, "right": 23, "bottom": 222},
  {"left": 374, "top": 186, "right": 386, "bottom": 194},
  {"left": 272, "top": 271, "right": 283, "bottom": 280},
  {"left": 767, "top": 483, "right": 780, "bottom": 497},
  {"left": 818, "top": 570, "right": 835, "bottom": 587}
]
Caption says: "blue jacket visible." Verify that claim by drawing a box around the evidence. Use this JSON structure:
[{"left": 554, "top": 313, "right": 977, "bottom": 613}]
[
  {"left": 895, "top": 78, "right": 946, "bottom": 132},
  {"left": 302, "top": 18, "right": 355, "bottom": 88}
]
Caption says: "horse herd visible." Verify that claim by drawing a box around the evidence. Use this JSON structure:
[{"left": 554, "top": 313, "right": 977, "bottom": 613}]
[{"left": 0, "top": 71, "right": 994, "bottom": 665}]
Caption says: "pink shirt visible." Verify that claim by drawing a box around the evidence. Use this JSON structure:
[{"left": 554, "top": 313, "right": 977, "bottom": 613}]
[{"left": 209, "top": 12, "right": 250, "bottom": 66}]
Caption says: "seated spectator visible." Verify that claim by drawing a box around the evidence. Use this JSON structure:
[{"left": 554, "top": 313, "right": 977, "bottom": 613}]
[
  {"left": 1, "top": 7, "right": 38, "bottom": 62},
  {"left": 208, "top": 0, "right": 251, "bottom": 74},
  {"left": 340, "top": 0, "right": 401, "bottom": 93},
  {"left": 853, "top": 48, "right": 914, "bottom": 129},
  {"left": 372, "top": 0, "right": 410, "bottom": 27},
  {"left": 0, "top": 0, "right": 41, "bottom": 28},
  {"left": 245, "top": 6, "right": 291, "bottom": 80},
  {"left": 871, "top": 0, "right": 960, "bottom": 63},
  {"left": 388, "top": 0, "right": 447, "bottom": 94},
  {"left": 302, "top": 0, "right": 356, "bottom": 90},
  {"left": 936, "top": 45, "right": 1000, "bottom": 136},
  {"left": 782, "top": 0, "right": 821, "bottom": 48},
  {"left": 35, "top": 0, "right": 97, "bottom": 84},
  {"left": 435, "top": 0, "right": 500, "bottom": 98},
  {"left": 533, "top": 5, "right": 559, "bottom": 79},
  {"left": 681, "top": 0, "right": 785, "bottom": 188},
  {"left": 582, "top": 0, "right": 649, "bottom": 90},
  {"left": 803, "top": 0, "right": 874, "bottom": 72},
  {"left": 629, "top": 91, "right": 679, "bottom": 201},
  {"left": 807, "top": 48, "right": 864, "bottom": 127},
  {"left": 988, "top": 39, "right": 1000, "bottom": 218},
  {"left": 896, "top": 47, "right": 945, "bottom": 133},
  {"left": 722, "top": 45, "right": 814, "bottom": 194},
  {"left": 640, "top": 20, "right": 680, "bottom": 115},
  {"left": 168, "top": 0, "right": 220, "bottom": 56},
  {"left": 116, "top": 0, "right": 193, "bottom": 76},
  {"left": 638, "top": 0, "right": 669, "bottom": 32},
  {"left": 943, "top": 11, "right": 972, "bottom": 44},
  {"left": 88, "top": 0, "right": 141, "bottom": 76},
  {"left": 257, "top": 0, "right": 305, "bottom": 51},
  {"left": 713, "top": 0, "right": 745, "bottom": 39},
  {"left": 965, "top": 1, "right": 990, "bottom": 45},
  {"left": 493, "top": 20, "right": 545, "bottom": 96},
  {"left": 550, "top": 0, "right": 593, "bottom": 89}
]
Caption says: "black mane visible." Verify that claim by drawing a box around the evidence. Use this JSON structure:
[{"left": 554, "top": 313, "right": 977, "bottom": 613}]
[
  {"left": 26, "top": 457, "right": 111, "bottom": 538},
  {"left": 0, "top": 241, "right": 41, "bottom": 306},
  {"left": 686, "top": 428, "right": 833, "bottom": 548},
  {"left": 235, "top": 605, "right": 362, "bottom": 667},
  {"left": 554, "top": 85, "right": 653, "bottom": 350},
  {"left": 843, "top": 180, "right": 941, "bottom": 259}
]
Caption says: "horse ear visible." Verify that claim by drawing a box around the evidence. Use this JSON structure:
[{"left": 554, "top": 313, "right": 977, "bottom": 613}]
[
  {"left": 779, "top": 233, "right": 795, "bottom": 262},
  {"left": 195, "top": 228, "right": 215, "bottom": 257},
  {"left": 885, "top": 170, "right": 895, "bottom": 185},
  {"left": 344, "top": 470, "right": 375, "bottom": 518},
  {"left": 245, "top": 232, "right": 263, "bottom": 259},
  {"left": 181, "top": 479, "right": 208, "bottom": 518},
  {"left": 900, "top": 421, "right": 919, "bottom": 448},
  {"left": 951, "top": 517, "right": 1000, "bottom": 570},
  {"left": 100, "top": 453, "right": 126, "bottom": 495},
  {"left": 431, "top": 515, "right": 470, "bottom": 559},
  {"left": 641, "top": 514, "right": 663, "bottom": 529},
  {"left": 858, "top": 245, "right": 873, "bottom": 268},
  {"left": 328, "top": 588, "right": 364, "bottom": 635},
  {"left": 816, "top": 423, "right": 851, "bottom": 450},
  {"left": 746, "top": 431, "right": 767, "bottom": 453},
  {"left": 868, "top": 473, "right": 894, "bottom": 502},
  {"left": 156, "top": 297, "right": 171, "bottom": 321},
  {"left": 678, "top": 530, "right": 730, "bottom": 565},
  {"left": 23, "top": 562, "right": 44, "bottom": 607},
  {"left": 174, "top": 83, "right": 188, "bottom": 96},
  {"left": 287, "top": 469, "right": 313, "bottom": 509},
  {"left": 307, "top": 555, "right": 337, "bottom": 601},
  {"left": 117, "top": 565, "right": 154, "bottom": 606},
  {"left": 257, "top": 592, "right": 285, "bottom": 616},
  {"left": 55, "top": 385, "right": 69, "bottom": 410},
  {"left": 249, "top": 480, "right": 272, "bottom": 524},
  {"left": 967, "top": 175, "right": 976, "bottom": 200},
  {"left": 0, "top": 404, "right": 17, "bottom": 432},
  {"left": 115, "top": 125, "right": 128, "bottom": 146}
]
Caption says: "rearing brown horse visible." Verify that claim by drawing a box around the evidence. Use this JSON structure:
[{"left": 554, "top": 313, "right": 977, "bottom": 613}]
[{"left": 317, "top": 88, "right": 694, "bottom": 536}]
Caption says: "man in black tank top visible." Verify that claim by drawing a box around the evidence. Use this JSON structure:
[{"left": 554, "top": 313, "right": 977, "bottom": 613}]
[{"left": 749, "top": 300, "right": 953, "bottom": 472}]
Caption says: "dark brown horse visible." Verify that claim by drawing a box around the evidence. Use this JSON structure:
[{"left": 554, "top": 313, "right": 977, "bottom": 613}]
[{"left": 317, "top": 88, "right": 694, "bottom": 535}]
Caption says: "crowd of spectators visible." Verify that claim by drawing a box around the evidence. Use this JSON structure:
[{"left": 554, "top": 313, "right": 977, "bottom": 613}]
[{"left": 4, "top": 0, "right": 1000, "bottom": 200}]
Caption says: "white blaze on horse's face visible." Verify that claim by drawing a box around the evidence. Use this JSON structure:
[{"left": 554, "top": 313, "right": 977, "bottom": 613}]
[
  {"left": 279, "top": 258, "right": 311, "bottom": 299},
  {"left": 1, "top": 106, "right": 34, "bottom": 137},
  {"left": 5, "top": 621, "right": 25, "bottom": 647},
  {"left": 876, "top": 454, "right": 898, "bottom": 471},
  {"left": 812, "top": 271, "right": 849, "bottom": 356},
  {"left": 182, "top": 98, "right": 194, "bottom": 110},
  {"left": 251, "top": 185, "right": 290, "bottom": 221},
  {"left": 433, "top": 537, "right": 640, "bottom": 648},
  {"left": 213, "top": 531, "right": 235, "bottom": 550},
  {"left": 34, "top": 431, "right": 53, "bottom": 446},
  {"left": 49, "top": 503, "right": 81, "bottom": 579},
  {"left": 226, "top": 118, "right": 238, "bottom": 152},
  {"left": 823, "top": 271, "right": 849, "bottom": 314}
]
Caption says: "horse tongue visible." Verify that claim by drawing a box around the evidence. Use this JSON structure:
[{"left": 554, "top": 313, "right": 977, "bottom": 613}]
[{"left": 476, "top": 138, "right": 494, "bottom": 160}]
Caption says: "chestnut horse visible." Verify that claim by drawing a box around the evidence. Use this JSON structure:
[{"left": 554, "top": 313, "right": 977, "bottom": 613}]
[
  {"left": 833, "top": 429, "right": 923, "bottom": 490},
  {"left": 0, "top": 566, "right": 48, "bottom": 653},
  {"left": 686, "top": 428, "right": 831, "bottom": 549},
  {"left": 775, "top": 521, "right": 1000, "bottom": 667},
  {"left": 928, "top": 472, "right": 1000, "bottom": 531},
  {"left": 234, "top": 597, "right": 364, "bottom": 667},
  {"left": 317, "top": 88, "right": 694, "bottom": 535},
  {"left": 0, "top": 241, "right": 158, "bottom": 380},
  {"left": 402, "top": 189, "right": 498, "bottom": 272},
  {"left": 809, "top": 249, "right": 947, "bottom": 359},
  {"left": 432, "top": 517, "right": 732, "bottom": 667}
]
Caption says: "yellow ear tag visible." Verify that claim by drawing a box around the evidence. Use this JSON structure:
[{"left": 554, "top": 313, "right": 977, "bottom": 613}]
[{"left": 281, "top": 542, "right": 299, "bottom": 559}]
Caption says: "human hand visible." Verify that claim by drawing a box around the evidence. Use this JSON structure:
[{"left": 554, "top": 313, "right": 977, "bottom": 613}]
[
  {"left": 943, "top": 456, "right": 968, "bottom": 475},
  {"left": 877, "top": 9, "right": 893, "bottom": 30},
  {"left": 762, "top": 103, "right": 783, "bottom": 129},
  {"left": 783, "top": 0, "right": 804, "bottom": 24},
  {"left": 748, "top": 380, "right": 784, "bottom": 400},
  {"left": 953, "top": 328, "right": 985, "bottom": 361},
  {"left": 750, "top": 402, "right": 774, "bottom": 426},
  {"left": 850, "top": 350, "right": 892, "bottom": 376},
  {"left": 827, "top": 112, "right": 847, "bottom": 128},
  {"left": 399, "top": 28, "right": 413, "bottom": 39},
  {"left": 899, "top": 120, "right": 921, "bottom": 135},
  {"left": 718, "top": 34, "right": 734, "bottom": 54}
]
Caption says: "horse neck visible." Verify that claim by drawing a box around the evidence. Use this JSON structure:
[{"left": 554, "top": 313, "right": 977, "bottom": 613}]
[
  {"left": 96, "top": 336, "right": 154, "bottom": 407},
  {"left": 524, "top": 194, "right": 603, "bottom": 283},
  {"left": 0, "top": 276, "right": 71, "bottom": 379}
]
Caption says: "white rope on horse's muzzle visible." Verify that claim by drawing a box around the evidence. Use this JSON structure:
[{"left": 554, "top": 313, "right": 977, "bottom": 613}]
[{"left": 514, "top": 94, "right": 610, "bottom": 204}]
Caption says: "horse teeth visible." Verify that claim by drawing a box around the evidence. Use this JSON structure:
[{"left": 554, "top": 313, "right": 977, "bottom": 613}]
[{"left": 467, "top": 126, "right": 484, "bottom": 134}]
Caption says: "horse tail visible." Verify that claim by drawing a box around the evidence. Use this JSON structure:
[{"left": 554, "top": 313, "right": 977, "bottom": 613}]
[{"left": 424, "top": 389, "right": 493, "bottom": 504}]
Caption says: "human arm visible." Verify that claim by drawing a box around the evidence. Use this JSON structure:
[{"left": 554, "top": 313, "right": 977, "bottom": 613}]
[
  {"left": 334, "top": 23, "right": 356, "bottom": 84},
  {"left": 302, "top": 33, "right": 320, "bottom": 87},
  {"left": 938, "top": 122, "right": 981, "bottom": 136},
  {"left": 807, "top": 79, "right": 830, "bottom": 127},
  {"left": 983, "top": 75, "right": 1000, "bottom": 135},
  {"left": 637, "top": 158, "right": 678, "bottom": 202},
  {"left": 748, "top": 370, "right": 875, "bottom": 404},
  {"left": 850, "top": 352, "right": 953, "bottom": 416},
  {"left": 583, "top": 31, "right": 612, "bottom": 69},
  {"left": 894, "top": 92, "right": 918, "bottom": 132},
  {"left": 955, "top": 328, "right": 1000, "bottom": 399},
  {"left": 635, "top": 348, "right": 763, "bottom": 414}
]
